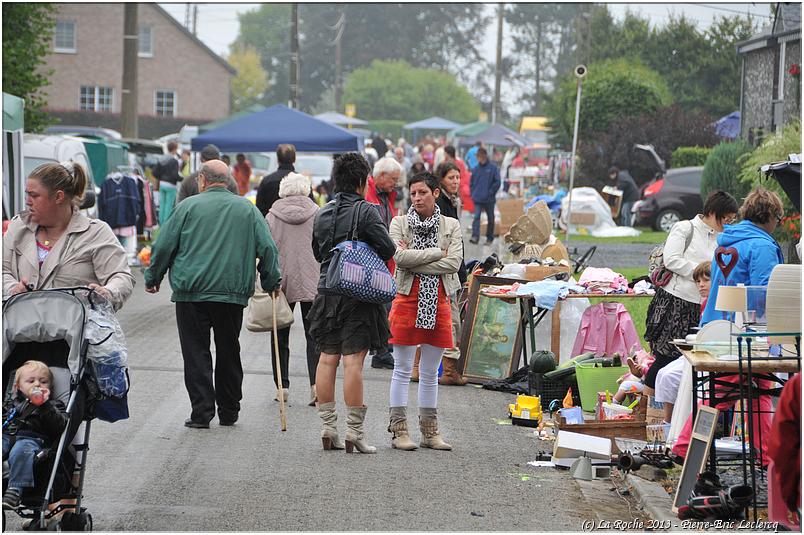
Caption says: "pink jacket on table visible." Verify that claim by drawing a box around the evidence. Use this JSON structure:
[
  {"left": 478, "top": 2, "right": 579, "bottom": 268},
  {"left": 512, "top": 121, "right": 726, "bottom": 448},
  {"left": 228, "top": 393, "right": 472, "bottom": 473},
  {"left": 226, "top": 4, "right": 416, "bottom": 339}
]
[{"left": 571, "top": 302, "right": 641, "bottom": 358}]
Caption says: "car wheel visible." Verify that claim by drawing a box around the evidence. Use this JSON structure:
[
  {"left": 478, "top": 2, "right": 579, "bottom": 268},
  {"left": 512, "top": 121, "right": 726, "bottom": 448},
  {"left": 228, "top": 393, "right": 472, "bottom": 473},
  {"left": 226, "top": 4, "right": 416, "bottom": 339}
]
[{"left": 655, "top": 209, "right": 681, "bottom": 232}]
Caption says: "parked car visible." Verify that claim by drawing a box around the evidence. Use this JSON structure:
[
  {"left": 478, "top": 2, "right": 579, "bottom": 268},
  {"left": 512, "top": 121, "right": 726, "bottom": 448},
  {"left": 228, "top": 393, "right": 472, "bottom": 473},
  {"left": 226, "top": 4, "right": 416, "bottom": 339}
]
[
  {"left": 295, "top": 154, "right": 333, "bottom": 189},
  {"left": 45, "top": 125, "right": 122, "bottom": 140},
  {"left": 23, "top": 134, "right": 99, "bottom": 217},
  {"left": 121, "top": 138, "right": 165, "bottom": 178},
  {"left": 632, "top": 166, "right": 704, "bottom": 232}
]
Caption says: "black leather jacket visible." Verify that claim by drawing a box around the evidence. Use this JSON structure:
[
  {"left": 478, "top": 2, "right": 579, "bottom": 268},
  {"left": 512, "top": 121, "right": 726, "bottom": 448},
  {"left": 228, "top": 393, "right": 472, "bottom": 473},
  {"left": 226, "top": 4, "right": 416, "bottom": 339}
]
[
  {"left": 435, "top": 194, "right": 468, "bottom": 285},
  {"left": 2, "top": 391, "right": 68, "bottom": 444},
  {"left": 312, "top": 192, "right": 396, "bottom": 290}
]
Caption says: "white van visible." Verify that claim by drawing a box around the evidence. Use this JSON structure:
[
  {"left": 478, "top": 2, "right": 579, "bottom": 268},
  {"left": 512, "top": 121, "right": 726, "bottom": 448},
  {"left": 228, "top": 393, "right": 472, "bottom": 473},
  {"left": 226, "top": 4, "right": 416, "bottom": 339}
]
[{"left": 22, "top": 134, "right": 98, "bottom": 218}]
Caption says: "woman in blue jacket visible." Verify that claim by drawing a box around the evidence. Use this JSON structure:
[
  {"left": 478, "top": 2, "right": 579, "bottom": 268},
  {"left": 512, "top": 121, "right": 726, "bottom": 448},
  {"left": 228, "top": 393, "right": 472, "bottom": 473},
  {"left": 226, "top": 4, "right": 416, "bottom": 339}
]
[
  {"left": 674, "top": 188, "right": 786, "bottom": 463},
  {"left": 701, "top": 187, "right": 785, "bottom": 324}
]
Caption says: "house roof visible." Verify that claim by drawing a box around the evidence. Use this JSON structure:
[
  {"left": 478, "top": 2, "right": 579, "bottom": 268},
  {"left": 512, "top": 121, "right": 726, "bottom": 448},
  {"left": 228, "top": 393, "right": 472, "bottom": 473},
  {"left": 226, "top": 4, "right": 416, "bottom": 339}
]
[
  {"left": 773, "top": 2, "right": 801, "bottom": 33},
  {"left": 152, "top": 4, "right": 236, "bottom": 75}
]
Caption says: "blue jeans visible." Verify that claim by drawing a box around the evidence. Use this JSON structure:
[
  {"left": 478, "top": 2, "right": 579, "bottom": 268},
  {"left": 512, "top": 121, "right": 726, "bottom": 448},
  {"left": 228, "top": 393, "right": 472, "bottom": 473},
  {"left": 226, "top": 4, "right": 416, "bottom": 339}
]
[
  {"left": 2, "top": 435, "right": 43, "bottom": 489},
  {"left": 620, "top": 201, "right": 634, "bottom": 227},
  {"left": 472, "top": 202, "right": 495, "bottom": 240}
]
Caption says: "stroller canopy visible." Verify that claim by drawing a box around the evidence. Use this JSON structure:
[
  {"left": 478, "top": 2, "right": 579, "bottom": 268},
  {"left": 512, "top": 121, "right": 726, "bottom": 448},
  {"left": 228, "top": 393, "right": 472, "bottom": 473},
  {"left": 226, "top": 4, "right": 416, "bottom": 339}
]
[{"left": 3, "top": 291, "right": 86, "bottom": 377}]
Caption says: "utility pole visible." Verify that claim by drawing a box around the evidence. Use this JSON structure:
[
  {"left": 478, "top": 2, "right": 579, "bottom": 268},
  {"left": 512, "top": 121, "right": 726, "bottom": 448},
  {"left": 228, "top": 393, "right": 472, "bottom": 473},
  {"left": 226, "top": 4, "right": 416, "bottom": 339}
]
[
  {"left": 192, "top": 4, "right": 198, "bottom": 36},
  {"left": 121, "top": 3, "right": 139, "bottom": 138},
  {"left": 534, "top": 19, "right": 542, "bottom": 113},
  {"left": 492, "top": 3, "right": 504, "bottom": 124},
  {"left": 333, "top": 12, "right": 345, "bottom": 112},
  {"left": 289, "top": 3, "right": 300, "bottom": 109}
]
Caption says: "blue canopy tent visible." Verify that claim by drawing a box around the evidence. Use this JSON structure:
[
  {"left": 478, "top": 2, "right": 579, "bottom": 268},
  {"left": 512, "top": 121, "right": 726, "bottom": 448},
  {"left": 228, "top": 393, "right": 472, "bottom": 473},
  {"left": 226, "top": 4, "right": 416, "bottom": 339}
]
[
  {"left": 191, "top": 104, "right": 363, "bottom": 153},
  {"left": 714, "top": 111, "right": 740, "bottom": 139},
  {"left": 403, "top": 116, "right": 462, "bottom": 143}
]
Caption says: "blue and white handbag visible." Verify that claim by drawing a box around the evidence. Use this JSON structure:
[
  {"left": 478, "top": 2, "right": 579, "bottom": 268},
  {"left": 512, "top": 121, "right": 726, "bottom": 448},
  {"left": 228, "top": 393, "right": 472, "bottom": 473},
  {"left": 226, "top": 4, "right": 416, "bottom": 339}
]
[{"left": 323, "top": 199, "right": 396, "bottom": 304}]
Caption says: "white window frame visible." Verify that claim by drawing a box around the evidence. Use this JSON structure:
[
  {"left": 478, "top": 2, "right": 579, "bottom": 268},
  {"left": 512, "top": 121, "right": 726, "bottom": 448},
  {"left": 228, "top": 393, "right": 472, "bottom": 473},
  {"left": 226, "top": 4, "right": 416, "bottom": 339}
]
[
  {"left": 138, "top": 24, "right": 153, "bottom": 58},
  {"left": 154, "top": 90, "right": 177, "bottom": 117},
  {"left": 79, "top": 86, "right": 114, "bottom": 112},
  {"left": 54, "top": 20, "right": 76, "bottom": 53}
]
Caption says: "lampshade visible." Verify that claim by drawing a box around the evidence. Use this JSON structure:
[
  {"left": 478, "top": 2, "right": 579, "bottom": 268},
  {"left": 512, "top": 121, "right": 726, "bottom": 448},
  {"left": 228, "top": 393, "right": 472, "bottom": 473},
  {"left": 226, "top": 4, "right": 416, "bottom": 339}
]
[
  {"left": 766, "top": 264, "right": 802, "bottom": 347},
  {"left": 715, "top": 285, "right": 747, "bottom": 313},
  {"left": 569, "top": 455, "right": 594, "bottom": 481}
]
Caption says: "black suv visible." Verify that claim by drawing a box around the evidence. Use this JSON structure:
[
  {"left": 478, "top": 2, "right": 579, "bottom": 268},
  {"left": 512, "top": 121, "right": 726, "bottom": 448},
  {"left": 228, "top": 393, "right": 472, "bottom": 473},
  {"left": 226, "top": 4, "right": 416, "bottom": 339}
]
[{"left": 632, "top": 166, "right": 703, "bottom": 232}]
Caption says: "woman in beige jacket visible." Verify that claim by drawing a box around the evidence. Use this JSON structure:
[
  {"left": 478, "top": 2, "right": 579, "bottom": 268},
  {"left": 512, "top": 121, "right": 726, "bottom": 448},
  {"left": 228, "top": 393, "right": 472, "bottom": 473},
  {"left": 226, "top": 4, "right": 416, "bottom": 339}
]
[
  {"left": 386, "top": 172, "right": 462, "bottom": 452},
  {"left": 3, "top": 162, "right": 134, "bottom": 309}
]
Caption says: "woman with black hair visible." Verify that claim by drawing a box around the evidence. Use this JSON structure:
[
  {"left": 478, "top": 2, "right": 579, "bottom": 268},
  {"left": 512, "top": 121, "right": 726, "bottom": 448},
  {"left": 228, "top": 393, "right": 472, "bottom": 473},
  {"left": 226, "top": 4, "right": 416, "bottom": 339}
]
[
  {"left": 385, "top": 172, "right": 462, "bottom": 451},
  {"left": 308, "top": 153, "right": 396, "bottom": 454},
  {"left": 643, "top": 190, "right": 739, "bottom": 394}
]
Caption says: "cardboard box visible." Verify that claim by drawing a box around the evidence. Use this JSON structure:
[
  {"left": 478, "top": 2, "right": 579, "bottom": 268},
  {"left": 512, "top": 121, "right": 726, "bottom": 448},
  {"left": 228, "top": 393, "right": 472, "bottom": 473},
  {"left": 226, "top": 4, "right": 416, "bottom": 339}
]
[
  {"left": 477, "top": 199, "right": 523, "bottom": 237},
  {"left": 569, "top": 212, "right": 596, "bottom": 226},
  {"left": 553, "top": 429, "right": 612, "bottom": 460},
  {"left": 601, "top": 186, "right": 623, "bottom": 218},
  {"left": 523, "top": 264, "right": 570, "bottom": 281}
]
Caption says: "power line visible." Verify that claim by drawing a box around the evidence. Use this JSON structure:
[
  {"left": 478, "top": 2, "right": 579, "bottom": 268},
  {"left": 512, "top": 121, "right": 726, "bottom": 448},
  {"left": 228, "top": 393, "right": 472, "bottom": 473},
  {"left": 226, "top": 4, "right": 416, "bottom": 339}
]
[{"left": 691, "top": 3, "right": 775, "bottom": 20}]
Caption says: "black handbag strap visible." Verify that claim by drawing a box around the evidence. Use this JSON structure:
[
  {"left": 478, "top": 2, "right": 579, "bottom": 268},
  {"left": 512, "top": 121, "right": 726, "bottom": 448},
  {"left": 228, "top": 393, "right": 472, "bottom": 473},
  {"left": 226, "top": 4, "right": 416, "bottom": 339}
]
[{"left": 327, "top": 195, "right": 363, "bottom": 251}]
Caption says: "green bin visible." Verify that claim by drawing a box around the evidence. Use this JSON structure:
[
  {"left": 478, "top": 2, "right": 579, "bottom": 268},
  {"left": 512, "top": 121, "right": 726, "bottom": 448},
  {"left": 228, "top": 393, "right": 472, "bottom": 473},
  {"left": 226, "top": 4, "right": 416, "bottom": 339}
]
[{"left": 575, "top": 362, "right": 629, "bottom": 412}]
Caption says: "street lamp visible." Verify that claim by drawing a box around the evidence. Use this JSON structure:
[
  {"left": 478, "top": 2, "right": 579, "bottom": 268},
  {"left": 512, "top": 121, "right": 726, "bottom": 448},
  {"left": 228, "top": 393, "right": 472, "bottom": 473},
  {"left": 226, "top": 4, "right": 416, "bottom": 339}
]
[{"left": 564, "top": 64, "right": 587, "bottom": 244}]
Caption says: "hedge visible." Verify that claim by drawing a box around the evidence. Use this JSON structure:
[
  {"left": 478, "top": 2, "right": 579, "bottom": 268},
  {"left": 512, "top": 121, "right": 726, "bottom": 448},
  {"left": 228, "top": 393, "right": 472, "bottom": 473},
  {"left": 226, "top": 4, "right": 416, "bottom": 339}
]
[
  {"left": 671, "top": 146, "right": 712, "bottom": 168},
  {"left": 701, "top": 140, "right": 753, "bottom": 201}
]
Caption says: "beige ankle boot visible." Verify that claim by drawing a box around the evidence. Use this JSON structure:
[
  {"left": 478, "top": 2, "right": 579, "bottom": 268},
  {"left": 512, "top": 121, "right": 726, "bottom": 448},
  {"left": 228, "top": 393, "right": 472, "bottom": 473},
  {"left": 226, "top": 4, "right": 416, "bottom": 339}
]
[
  {"left": 318, "top": 402, "right": 345, "bottom": 450},
  {"left": 419, "top": 408, "right": 452, "bottom": 450},
  {"left": 388, "top": 407, "right": 418, "bottom": 451},
  {"left": 345, "top": 405, "right": 376, "bottom": 454}
]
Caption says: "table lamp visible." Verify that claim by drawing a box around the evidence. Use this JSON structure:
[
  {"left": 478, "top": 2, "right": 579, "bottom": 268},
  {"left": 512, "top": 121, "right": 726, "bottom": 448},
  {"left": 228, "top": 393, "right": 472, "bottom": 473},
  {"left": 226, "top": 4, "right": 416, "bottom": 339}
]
[{"left": 715, "top": 285, "right": 747, "bottom": 359}]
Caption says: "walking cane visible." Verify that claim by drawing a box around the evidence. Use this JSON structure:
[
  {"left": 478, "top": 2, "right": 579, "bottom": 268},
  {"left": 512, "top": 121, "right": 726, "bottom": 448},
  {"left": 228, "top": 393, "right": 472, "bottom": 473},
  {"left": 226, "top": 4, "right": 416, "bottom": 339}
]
[{"left": 272, "top": 290, "right": 287, "bottom": 431}]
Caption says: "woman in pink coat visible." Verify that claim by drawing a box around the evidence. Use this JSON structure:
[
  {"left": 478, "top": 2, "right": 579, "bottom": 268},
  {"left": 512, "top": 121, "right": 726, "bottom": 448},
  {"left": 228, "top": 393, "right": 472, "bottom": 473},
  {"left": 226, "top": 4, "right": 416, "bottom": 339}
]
[{"left": 266, "top": 172, "right": 321, "bottom": 406}]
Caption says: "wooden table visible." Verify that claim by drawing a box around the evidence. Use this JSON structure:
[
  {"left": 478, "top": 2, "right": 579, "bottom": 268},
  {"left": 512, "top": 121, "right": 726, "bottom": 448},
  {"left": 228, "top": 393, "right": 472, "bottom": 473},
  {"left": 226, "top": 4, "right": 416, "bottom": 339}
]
[
  {"left": 680, "top": 341, "right": 800, "bottom": 514},
  {"left": 482, "top": 288, "right": 652, "bottom": 363}
]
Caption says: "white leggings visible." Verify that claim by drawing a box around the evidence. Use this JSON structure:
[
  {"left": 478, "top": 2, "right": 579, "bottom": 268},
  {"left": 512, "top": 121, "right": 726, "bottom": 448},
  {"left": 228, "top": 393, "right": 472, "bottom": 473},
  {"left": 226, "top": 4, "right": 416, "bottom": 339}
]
[{"left": 390, "top": 344, "right": 444, "bottom": 409}]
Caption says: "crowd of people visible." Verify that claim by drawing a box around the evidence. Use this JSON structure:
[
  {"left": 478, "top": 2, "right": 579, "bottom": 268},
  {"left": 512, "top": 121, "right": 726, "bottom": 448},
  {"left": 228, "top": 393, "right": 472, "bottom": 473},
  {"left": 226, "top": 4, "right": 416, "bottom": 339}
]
[{"left": 2, "top": 138, "right": 798, "bottom": 519}]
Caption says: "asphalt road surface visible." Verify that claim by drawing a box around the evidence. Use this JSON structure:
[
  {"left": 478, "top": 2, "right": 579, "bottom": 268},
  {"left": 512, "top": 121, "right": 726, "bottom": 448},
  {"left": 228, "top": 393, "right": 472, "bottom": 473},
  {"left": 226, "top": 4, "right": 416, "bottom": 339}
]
[{"left": 6, "top": 269, "right": 645, "bottom": 531}]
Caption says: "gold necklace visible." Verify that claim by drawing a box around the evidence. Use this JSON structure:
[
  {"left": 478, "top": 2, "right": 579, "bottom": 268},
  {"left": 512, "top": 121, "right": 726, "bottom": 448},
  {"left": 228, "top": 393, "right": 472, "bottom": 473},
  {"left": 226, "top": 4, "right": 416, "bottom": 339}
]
[{"left": 38, "top": 226, "right": 50, "bottom": 246}]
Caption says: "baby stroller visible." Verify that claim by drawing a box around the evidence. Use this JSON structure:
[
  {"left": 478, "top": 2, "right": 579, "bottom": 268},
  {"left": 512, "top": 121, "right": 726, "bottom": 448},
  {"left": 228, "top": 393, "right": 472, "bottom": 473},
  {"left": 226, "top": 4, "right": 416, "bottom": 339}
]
[{"left": 2, "top": 288, "right": 130, "bottom": 531}]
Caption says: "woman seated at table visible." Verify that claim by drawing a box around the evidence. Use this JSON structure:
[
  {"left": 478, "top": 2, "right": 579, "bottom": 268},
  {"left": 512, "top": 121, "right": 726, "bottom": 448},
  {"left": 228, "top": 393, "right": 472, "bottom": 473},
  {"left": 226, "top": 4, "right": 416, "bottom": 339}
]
[{"left": 672, "top": 188, "right": 785, "bottom": 463}]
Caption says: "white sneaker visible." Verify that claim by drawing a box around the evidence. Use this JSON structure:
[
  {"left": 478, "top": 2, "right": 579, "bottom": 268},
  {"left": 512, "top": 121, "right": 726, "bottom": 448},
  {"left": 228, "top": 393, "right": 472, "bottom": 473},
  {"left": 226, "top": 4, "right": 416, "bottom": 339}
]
[{"left": 274, "top": 388, "right": 289, "bottom": 402}]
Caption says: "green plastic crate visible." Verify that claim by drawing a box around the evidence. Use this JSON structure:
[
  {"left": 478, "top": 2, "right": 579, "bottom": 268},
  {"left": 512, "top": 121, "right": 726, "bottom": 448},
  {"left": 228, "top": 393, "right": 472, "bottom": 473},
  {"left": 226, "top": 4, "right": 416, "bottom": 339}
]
[{"left": 575, "top": 362, "right": 629, "bottom": 412}]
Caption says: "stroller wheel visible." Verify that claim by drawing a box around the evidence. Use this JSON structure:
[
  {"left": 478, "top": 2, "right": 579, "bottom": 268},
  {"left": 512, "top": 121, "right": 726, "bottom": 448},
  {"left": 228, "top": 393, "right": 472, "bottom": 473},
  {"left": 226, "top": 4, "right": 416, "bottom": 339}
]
[{"left": 50, "top": 510, "right": 92, "bottom": 531}]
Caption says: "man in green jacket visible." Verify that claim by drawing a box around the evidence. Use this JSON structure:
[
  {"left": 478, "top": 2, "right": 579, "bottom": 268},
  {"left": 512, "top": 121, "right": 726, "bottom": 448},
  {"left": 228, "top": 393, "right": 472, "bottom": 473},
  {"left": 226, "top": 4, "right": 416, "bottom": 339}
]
[{"left": 145, "top": 159, "right": 281, "bottom": 429}]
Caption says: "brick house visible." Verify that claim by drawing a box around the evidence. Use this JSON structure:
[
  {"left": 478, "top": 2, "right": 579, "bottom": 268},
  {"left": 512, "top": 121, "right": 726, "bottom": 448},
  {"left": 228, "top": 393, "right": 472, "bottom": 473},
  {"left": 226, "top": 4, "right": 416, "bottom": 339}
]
[
  {"left": 42, "top": 3, "right": 235, "bottom": 138},
  {"left": 737, "top": 3, "right": 801, "bottom": 145}
]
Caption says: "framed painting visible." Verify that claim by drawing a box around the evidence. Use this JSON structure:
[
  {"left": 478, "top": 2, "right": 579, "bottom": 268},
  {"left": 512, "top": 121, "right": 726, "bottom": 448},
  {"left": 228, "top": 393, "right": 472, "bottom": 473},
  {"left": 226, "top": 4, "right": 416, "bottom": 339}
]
[{"left": 458, "top": 274, "right": 525, "bottom": 384}]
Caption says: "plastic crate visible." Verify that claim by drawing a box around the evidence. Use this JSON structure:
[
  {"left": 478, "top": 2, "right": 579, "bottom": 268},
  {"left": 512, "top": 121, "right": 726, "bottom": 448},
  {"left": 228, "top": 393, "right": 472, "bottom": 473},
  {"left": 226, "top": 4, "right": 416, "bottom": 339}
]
[
  {"left": 528, "top": 371, "right": 580, "bottom": 406},
  {"left": 574, "top": 362, "right": 629, "bottom": 412}
]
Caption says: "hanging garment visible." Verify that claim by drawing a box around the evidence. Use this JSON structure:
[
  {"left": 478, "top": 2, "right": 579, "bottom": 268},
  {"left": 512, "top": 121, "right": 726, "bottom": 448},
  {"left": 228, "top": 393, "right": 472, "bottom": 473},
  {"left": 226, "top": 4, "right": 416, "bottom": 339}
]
[
  {"left": 98, "top": 173, "right": 141, "bottom": 229},
  {"left": 570, "top": 302, "right": 641, "bottom": 357}
]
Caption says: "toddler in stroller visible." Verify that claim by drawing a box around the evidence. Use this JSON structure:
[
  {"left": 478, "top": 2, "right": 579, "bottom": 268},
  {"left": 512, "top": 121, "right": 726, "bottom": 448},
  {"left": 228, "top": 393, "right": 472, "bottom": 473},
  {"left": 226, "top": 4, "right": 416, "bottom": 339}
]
[
  {"left": 3, "top": 360, "right": 68, "bottom": 510},
  {"left": 3, "top": 287, "right": 129, "bottom": 531}
]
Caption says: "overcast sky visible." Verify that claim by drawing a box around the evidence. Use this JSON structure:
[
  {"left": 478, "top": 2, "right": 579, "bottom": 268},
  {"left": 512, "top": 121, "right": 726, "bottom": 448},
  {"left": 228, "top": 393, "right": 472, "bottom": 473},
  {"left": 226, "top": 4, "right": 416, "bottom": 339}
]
[{"left": 160, "top": 3, "right": 777, "bottom": 60}]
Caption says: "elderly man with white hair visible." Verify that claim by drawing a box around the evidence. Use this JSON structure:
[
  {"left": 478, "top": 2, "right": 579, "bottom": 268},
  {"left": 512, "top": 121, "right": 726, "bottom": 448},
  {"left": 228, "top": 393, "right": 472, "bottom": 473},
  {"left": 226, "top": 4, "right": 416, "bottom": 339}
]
[{"left": 365, "top": 156, "right": 404, "bottom": 369}]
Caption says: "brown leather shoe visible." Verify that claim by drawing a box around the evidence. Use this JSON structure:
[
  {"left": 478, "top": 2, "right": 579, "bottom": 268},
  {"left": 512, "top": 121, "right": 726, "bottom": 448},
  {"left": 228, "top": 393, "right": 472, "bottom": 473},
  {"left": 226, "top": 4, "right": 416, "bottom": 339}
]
[
  {"left": 411, "top": 348, "right": 421, "bottom": 382},
  {"left": 439, "top": 357, "right": 467, "bottom": 386}
]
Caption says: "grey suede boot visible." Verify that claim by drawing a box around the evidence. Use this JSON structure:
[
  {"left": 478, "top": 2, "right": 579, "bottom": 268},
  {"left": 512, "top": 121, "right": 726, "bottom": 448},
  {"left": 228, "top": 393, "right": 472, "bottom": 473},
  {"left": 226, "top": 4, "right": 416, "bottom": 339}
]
[
  {"left": 345, "top": 405, "right": 376, "bottom": 454},
  {"left": 388, "top": 407, "right": 418, "bottom": 451},
  {"left": 419, "top": 407, "right": 452, "bottom": 450},
  {"left": 318, "top": 401, "right": 345, "bottom": 450}
]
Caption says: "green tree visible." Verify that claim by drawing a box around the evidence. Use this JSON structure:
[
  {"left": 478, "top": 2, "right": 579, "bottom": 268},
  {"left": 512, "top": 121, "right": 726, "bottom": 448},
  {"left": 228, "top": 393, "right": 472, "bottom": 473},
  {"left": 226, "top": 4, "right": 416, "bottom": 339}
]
[
  {"left": 2, "top": 3, "right": 55, "bottom": 132},
  {"left": 342, "top": 60, "right": 480, "bottom": 123},
  {"left": 701, "top": 140, "right": 753, "bottom": 202},
  {"left": 739, "top": 120, "right": 802, "bottom": 214},
  {"left": 545, "top": 59, "right": 671, "bottom": 148},
  {"left": 233, "top": 4, "right": 490, "bottom": 113},
  {"left": 228, "top": 46, "right": 268, "bottom": 112},
  {"left": 234, "top": 4, "right": 291, "bottom": 108}
]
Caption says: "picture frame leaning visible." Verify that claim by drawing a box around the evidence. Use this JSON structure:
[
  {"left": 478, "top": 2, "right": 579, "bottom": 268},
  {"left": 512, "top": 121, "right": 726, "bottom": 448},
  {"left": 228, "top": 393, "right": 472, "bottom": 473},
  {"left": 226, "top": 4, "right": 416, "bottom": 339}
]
[{"left": 458, "top": 274, "right": 525, "bottom": 384}]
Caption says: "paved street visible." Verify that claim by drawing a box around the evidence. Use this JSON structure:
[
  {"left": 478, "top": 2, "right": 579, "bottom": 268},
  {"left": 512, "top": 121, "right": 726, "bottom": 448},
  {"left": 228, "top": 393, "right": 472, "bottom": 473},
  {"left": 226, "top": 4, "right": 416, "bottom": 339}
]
[{"left": 6, "top": 269, "right": 643, "bottom": 531}]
